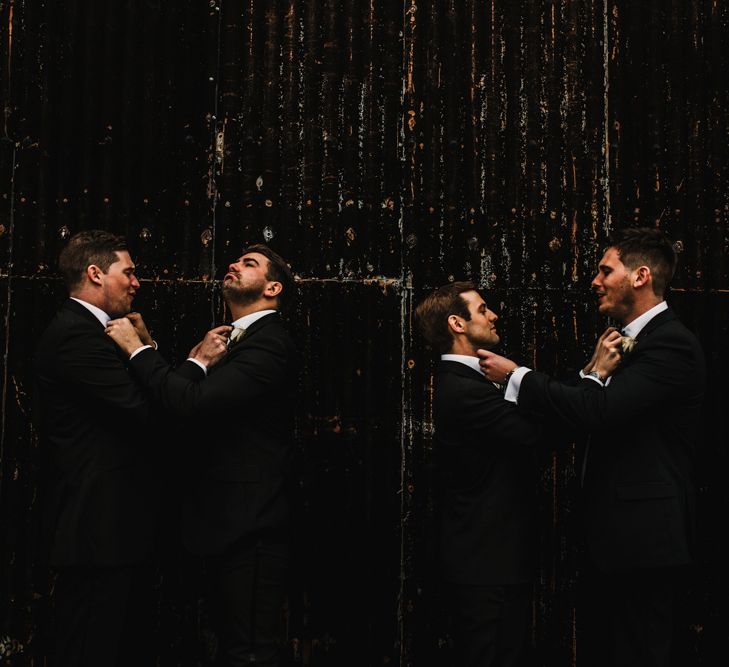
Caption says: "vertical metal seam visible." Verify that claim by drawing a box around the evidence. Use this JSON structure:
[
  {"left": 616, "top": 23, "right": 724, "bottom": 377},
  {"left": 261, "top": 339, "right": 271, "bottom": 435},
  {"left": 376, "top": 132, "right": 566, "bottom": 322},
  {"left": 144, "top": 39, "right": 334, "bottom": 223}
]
[
  {"left": 0, "top": 142, "right": 16, "bottom": 495},
  {"left": 603, "top": 0, "right": 612, "bottom": 233},
  {"left": 398, "top": 1, "right": 408, "bottom": 662},
  {"left": 210, "top": 0, "right": 225, "bottom": 322}
]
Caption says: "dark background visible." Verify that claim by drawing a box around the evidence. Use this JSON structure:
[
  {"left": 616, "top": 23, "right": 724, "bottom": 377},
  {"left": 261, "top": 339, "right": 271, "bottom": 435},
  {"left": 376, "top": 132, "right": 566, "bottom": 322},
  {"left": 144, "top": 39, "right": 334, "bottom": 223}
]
[{"left": 1, "top": 1, "right": 727, "bottom": 665}]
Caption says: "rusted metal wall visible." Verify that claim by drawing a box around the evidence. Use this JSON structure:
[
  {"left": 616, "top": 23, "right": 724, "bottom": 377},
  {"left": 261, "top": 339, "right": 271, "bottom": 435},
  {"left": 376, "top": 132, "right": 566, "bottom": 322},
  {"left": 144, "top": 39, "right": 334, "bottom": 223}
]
[{"left": 1, "top": 1, "right": 727, "bottom": 665}]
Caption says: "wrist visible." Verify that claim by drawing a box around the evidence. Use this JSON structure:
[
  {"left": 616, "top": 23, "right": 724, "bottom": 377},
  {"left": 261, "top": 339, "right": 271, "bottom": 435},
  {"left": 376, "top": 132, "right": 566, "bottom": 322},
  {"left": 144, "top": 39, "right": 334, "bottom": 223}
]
[
  {"left": 504, "top": 367, "right": 519, "bottom": 385},
  {"left": 586, "top": 369, "right": 605, "bottom": 382}
]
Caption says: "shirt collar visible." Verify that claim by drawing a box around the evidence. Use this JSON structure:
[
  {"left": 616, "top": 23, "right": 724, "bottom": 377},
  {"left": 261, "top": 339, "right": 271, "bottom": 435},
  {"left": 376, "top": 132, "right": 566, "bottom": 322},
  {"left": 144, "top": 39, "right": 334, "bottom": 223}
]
[
  {"left": 70, "top": 297, "right": 111, "bottom": 327},
  {"left": 231, "top": 309, "right": 277, "bottom": 331},
  {"left": 441, "top": 353, "right": 482, "bottom": 375},
  {"left": 622, "top": 301, "right": 668, "bottom": 337}
]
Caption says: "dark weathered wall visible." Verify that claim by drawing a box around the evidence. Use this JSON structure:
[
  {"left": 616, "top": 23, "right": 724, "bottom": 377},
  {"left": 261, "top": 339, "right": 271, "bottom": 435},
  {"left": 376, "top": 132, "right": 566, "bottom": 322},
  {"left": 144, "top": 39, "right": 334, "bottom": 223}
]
[{"left": 1, "top": 1, "right": 727, "bottom": 665}]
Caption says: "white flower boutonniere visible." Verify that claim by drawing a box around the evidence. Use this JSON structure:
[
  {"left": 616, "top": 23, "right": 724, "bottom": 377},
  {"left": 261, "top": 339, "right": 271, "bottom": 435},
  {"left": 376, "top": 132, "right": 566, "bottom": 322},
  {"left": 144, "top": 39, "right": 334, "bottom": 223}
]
[
  {"left": 228, "top": 326, "right": 246, "bottom": 347},
  {"left": 621, "top": 336, "right": 636, "bottom": 356}
]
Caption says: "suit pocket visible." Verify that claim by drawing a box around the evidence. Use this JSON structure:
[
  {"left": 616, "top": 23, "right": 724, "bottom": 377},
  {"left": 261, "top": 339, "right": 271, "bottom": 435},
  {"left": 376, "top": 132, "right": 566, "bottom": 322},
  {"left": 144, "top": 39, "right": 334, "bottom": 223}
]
[
  {"left": 206, "top": 463, "right": 260, "bottom": 482},
  {"left": 616, "top": 481, "right": 676, "bottom": 500}
]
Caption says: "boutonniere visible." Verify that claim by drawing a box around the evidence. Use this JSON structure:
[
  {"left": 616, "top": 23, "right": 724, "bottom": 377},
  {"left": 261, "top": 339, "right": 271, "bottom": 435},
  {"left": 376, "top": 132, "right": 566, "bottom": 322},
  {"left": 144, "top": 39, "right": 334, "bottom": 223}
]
[
  {"left": 228, "top": 326, "right": 246, "bottom": 347},
  {"left": 621, "top": 336, "right": 636, "bottom": 356}
]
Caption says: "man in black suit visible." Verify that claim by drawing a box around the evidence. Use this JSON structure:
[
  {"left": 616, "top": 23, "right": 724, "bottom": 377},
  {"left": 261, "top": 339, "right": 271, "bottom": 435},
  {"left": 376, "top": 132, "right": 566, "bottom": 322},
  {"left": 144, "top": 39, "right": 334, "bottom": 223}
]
[
  {"left": 479, "top": 228, "right": 705, "bottom": 667},
  {"left": 106, "top": 244, "right": 296, "bottom": 667},
  {"left": 415, "top": 282, "right": 542, "bottom": 667},
  {"left": 34, "top": 230, "right": 158, "bottom": 666}
]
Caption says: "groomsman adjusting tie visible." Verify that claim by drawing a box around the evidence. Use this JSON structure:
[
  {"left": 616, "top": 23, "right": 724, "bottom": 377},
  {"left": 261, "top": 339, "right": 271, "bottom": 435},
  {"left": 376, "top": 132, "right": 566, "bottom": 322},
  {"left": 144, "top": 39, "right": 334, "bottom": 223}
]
[
  {"left": 107, "top": 245, "right": 297, "bottom": 667},
  {"left": 479, "top": 228, "right": 705, "bottom": 667}
]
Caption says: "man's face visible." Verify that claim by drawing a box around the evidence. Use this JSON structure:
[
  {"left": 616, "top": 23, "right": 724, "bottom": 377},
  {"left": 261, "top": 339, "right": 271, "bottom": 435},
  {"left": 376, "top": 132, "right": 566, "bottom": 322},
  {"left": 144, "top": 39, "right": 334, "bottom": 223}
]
[
  {"left": 99, "top": 251, "right": 139, "bottom": 318},
  {"left": 459, "top": 290, "right": 500, "bottom": 351},
  {"left": 591, "top": 247, "right": 635, "bottom": 322},
  {"left": 222, "top": 252, "right": 271, "bottom": 305}
]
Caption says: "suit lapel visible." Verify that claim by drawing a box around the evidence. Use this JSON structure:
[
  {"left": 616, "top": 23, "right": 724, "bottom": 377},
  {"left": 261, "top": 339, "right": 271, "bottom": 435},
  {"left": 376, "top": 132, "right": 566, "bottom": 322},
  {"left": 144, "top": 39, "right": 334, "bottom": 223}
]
[
  {"left": 63, "top": 298, "right": 106, "bottom": 329},
  {"left": 634, "top": 307, "right": 676, "bottom": 342},
  {"left": 438, "top": 359, "right": 497, "bottom": 388},
  {"left": 214, "top": 311, "right": 280, "bottom": 372},
  {"left": 63, "top": 299, "right": 130, "bottom": 364}
]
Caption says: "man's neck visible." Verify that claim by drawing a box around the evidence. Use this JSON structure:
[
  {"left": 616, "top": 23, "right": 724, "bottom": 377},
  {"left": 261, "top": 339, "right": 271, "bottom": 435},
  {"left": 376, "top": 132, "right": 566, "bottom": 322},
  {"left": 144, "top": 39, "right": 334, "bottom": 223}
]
[
  {"left": 621, "top": 295, "right": 662, "bottom": 328},
  {"left": 70, "top": 288, "right": 106, "bottom": 313},
  {"left": 228, "top": 299, "right": 277, "bottom": 322},
  {"left": 449, "top": 340, "right": 478, "bottom": 357}
]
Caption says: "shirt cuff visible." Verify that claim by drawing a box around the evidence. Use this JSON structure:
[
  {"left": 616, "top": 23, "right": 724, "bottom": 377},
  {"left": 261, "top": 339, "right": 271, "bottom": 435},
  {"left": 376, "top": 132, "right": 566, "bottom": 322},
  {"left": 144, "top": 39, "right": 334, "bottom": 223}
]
[
  {"left": 579, "top": 369, "right": 606, "bottom": 386},
  {"left": 130, "top": 344, "right": 153, "bottom": 360},
  {"left": 187, "top": 357, "right": 208, "bottom": 375},
  {"left": 505, "top": 366, "right": 531, "bottom": 403}
]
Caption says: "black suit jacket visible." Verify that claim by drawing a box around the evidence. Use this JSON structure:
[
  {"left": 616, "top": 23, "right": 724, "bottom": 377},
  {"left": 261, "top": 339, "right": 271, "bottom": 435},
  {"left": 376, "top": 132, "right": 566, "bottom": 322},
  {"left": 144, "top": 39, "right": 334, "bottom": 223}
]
[
  {"left": 518, "top": 307, "right": 705, "bottom": 573},
  {"left": 129, "top": 311, "right": 296, "bottom": 556},
  {"left": 434, "top": 360, "right": 541, "bottom": 586},
  {"left": 34, "top": 299, "right": 156, "bottom": 567}
]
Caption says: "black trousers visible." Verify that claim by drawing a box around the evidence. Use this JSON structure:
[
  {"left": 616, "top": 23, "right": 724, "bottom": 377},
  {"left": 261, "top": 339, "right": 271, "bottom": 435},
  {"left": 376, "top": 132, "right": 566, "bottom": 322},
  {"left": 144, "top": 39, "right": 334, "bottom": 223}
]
[
  {"left": 579, "top": 562, "right": 683, "bottom": 667},
  {"left": 206, "top": 534, "right": 288, "bottom": 667},
  {"left": 53, "top": 564, "right": 154, "bottom": 667},
  {"left": 447, "top": 582, "right": 533, "bottom": 667}
]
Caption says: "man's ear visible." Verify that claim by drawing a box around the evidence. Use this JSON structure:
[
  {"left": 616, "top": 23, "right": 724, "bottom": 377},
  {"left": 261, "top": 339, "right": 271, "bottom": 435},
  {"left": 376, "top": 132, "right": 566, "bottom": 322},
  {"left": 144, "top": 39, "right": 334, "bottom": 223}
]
[
  {"left": 447, "top": 314, "right": 464, "bottom": 335},
  {"left": 264, "top": 281, "right": 283, "bottom": 298},
  {"left": 86, "top": 264, "right": 104, "bottom": 286},
  {"left": 633, "top": 265, "right": 651, "bottom": 289}
]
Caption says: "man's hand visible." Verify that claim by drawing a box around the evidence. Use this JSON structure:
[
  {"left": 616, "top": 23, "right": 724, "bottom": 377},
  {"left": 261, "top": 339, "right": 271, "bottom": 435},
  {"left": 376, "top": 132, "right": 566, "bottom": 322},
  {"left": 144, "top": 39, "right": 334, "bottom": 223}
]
[
  {"left": 590, "top": 328, "right": 623, "bottom": 379},
  {"left": 191, "top": 326, "right": 233, "bottom": 369},
  {"left": 126, "top": 312, "right": 154, "bottom": 346},
  {"left": 106, "top": 317, "right": 144, "bottom": 356},
  {"left": 477, "top": 349, "right": 518, "bottom": 384},
  {"left": 583, "top": 327, "right": 619, "bottom": 374}
]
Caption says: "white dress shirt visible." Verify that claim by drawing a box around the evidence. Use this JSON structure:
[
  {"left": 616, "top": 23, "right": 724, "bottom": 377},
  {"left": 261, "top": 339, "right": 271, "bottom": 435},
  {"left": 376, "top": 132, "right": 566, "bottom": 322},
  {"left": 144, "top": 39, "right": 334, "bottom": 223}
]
[
  {"left": 70, "top": 297, "right": 110, "bottom": 327},
  {"left": 441, "top": 353, "right": 482, "bottom": 374},
  {"left": 187, "top": 309, "right": 277, "bottom": 374}
]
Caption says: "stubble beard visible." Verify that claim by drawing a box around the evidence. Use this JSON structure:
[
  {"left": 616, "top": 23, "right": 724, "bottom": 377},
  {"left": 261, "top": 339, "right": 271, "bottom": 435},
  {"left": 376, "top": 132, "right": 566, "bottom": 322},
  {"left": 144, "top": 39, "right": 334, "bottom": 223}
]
[{"left": 222, "top": 280, "right": 264, "bottom": 307}]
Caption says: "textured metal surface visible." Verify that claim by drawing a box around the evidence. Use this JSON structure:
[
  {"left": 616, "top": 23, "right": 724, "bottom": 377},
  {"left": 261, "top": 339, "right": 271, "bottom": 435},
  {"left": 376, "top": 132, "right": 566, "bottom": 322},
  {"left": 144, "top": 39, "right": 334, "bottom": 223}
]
[{"left": 1, "top": 1, "right": 728, "bottom": 665}]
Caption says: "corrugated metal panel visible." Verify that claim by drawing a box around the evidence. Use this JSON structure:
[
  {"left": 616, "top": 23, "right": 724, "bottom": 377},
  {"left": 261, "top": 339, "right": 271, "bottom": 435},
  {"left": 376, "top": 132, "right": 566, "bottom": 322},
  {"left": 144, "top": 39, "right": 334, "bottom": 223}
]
[{"left": 1, "top": 1, "right": 727, "bottom": 665}]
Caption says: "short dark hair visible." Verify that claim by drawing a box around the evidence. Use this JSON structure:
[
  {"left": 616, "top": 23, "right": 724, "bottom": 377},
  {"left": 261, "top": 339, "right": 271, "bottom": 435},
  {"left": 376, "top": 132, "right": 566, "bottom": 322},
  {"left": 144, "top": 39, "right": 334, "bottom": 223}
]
[
  {"left": 59, "top": 230, "right": 129, "bottom": 291},
  {"left": 242, "top": 244, "right": 295, "bottom": 306},
  {"left": 609, "top": 227, "right": 677, "bottom": 297},
  {"left": 415, "top": 281, "right": 478, "bottom": 354}
]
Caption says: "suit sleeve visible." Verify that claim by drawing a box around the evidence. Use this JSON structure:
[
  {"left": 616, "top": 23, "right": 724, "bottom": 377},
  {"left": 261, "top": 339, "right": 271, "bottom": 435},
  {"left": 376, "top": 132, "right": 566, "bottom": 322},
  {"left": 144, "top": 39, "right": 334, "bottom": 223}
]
[
  {"left": 455, "top": 381, "right": 542, "bottom": 448},
  {"left": 519, "top": 333, "right": 700, "bottom": 431},
  {"left": 56, "top": 325, "right": 150, "bottom": 424},
  {"left": 129, "top": 337, "right": 286, "bottom": 417}
]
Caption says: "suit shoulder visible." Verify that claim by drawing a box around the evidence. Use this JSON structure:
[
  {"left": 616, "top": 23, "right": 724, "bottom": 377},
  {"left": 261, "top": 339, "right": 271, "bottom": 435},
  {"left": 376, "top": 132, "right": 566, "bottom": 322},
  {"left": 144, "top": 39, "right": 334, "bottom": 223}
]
[{"left": 435, "top": 364, "right": 494, "bottom": 403}]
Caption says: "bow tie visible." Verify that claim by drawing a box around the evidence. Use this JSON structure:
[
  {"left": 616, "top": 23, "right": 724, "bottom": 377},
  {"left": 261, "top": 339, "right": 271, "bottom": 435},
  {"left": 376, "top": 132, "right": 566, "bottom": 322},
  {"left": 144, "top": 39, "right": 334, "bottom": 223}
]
[{"left": 228, "top": 326, "right": 246, "bottom": 347}]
